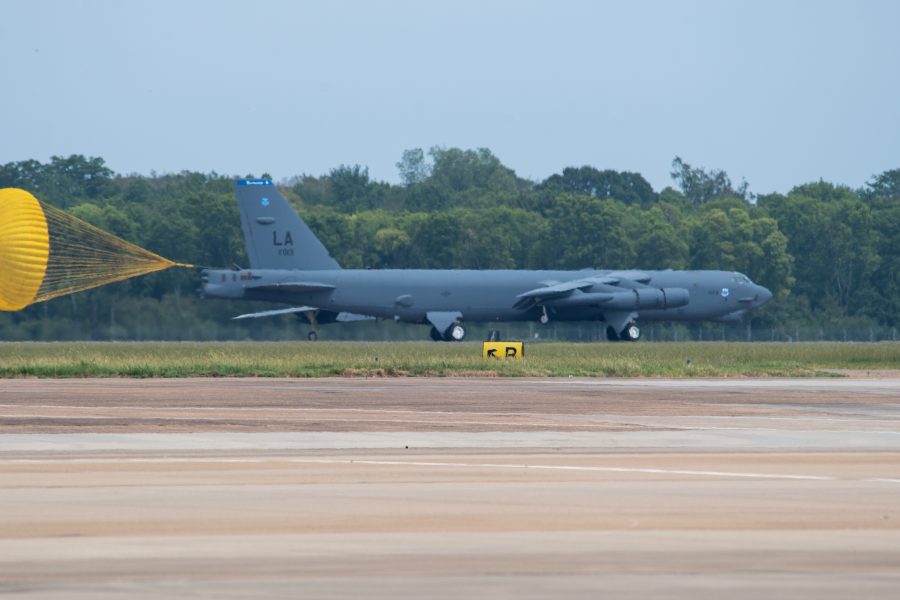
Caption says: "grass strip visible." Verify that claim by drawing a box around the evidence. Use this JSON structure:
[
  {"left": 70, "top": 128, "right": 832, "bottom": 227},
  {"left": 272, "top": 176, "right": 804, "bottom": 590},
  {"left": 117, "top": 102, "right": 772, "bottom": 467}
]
[{"left": 0, "top": 341, "right": 897, "bottom": 378}]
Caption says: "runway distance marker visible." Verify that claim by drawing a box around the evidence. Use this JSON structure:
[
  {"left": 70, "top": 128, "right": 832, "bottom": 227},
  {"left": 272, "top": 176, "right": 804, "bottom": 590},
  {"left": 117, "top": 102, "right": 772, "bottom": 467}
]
[{"left": 483, "top": 341, "right": 524, "bottom": 359}]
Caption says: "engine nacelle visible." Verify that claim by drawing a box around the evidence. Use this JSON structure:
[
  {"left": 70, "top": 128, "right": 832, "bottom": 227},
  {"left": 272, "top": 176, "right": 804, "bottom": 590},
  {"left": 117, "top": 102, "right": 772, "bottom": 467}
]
[
  {"left": 659, "top": 287, "right": 690, "bottom": 309},
  {"left": 547, "top": 287, "right": 690, "bottom": 310},
  {"left": 604, "top": 287, "right": 690, "bottom": 310}
]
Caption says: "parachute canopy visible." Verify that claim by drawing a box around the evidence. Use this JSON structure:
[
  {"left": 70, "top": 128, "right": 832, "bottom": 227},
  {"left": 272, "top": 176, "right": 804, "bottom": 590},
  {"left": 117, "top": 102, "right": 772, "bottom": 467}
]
[
  {"left": 0, "top": 188, "right": 49, "bottom": 311},
  {"left": 0, "top": 188, "right": 190, "bottom": 311}
]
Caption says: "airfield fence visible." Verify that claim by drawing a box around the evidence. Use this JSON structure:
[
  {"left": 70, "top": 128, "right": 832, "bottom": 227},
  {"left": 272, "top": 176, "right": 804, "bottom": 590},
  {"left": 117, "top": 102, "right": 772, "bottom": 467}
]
[
  {"left": 532, "top": 322, "right": 899, "bottom": 343},
  {"left": 3, "top": 317, "right": 896, "bottom": 343}
]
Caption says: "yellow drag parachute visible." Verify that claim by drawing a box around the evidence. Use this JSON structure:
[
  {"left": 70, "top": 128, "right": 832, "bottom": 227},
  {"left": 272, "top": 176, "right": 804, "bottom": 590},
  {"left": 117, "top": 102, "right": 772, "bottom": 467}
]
[{"left": 0, "top": 188, "right": 189, "bottom": 311}]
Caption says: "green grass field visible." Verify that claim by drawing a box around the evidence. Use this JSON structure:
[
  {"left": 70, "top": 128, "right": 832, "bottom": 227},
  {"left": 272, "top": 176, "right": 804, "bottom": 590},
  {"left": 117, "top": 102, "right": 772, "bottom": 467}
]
[{"left": 0, "top": 341, "right": 897, "bottom": 378}]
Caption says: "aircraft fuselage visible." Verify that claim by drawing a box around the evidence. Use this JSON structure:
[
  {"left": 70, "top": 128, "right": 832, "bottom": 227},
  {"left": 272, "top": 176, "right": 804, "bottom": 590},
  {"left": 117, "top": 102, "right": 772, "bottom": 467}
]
[
  {"left": 202, "top": 267, "right": 771, "bottom": 325},
  {"left": 201, "top": 179, "right": 773, "bottom": 341}
]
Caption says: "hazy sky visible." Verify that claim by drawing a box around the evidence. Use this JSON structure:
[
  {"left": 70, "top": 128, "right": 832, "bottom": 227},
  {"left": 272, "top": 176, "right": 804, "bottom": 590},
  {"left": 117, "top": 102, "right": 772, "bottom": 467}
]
[{"left": 2, "top": 0, "right": 898, "bottom": 194}]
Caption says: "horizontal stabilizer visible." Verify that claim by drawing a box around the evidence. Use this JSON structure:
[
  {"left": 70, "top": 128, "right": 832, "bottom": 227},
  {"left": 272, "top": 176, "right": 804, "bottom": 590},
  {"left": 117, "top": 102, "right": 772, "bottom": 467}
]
[
  {"left": 232, "top": 306, "right": 375, "bottom": 322},
  {"left": 233, "top": 306, "right": 318, "bottom": 320}
]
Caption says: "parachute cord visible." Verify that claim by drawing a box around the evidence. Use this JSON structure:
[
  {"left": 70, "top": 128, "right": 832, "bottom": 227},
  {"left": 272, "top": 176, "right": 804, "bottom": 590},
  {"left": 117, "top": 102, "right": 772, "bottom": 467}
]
[{"left": 31, "top": 200, "right": 191, "bottom": 305}]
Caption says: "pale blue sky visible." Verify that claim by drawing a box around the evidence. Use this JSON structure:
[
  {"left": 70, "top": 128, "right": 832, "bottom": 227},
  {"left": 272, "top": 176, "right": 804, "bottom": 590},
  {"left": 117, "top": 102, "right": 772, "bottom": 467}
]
[{"left": 2, "top": 0, "right": 898, "bottom": 194}]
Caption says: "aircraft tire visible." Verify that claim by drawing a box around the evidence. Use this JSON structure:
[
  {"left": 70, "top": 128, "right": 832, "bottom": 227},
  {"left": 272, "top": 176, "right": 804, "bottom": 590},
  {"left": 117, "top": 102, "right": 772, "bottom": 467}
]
[
  {"left": 606, "top": 326, "right": 620, "bottom": 341},
  {"left": 429, "top": 327, "right": 442, "bottom": 342},
  {"left": 446, "top": 323, "right": 466, "bottom": 342},
  {"left": 620, "top": 322, "right": 641, "bottom": 342},
  {"left": 308, "top": 331, "right": 318, "bottom": 341}
]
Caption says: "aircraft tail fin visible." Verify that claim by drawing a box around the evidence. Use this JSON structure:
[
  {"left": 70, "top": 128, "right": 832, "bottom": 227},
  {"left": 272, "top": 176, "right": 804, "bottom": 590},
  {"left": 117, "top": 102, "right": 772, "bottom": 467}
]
[{"left": 235, "top": 179, "right": 341, "bottom": 270}]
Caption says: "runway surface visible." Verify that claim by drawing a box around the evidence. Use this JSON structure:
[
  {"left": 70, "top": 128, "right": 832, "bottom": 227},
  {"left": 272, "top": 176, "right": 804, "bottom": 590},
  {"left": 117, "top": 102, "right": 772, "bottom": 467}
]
[{"left": 1, "top": 377, "right": 899, "bottom": 598}]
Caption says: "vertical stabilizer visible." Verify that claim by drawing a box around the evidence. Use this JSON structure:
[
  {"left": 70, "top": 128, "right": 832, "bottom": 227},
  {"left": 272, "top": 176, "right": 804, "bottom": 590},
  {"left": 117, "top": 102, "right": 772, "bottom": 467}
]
[{"left": 235, "top": 179, "right": 341, "bottom": 270}]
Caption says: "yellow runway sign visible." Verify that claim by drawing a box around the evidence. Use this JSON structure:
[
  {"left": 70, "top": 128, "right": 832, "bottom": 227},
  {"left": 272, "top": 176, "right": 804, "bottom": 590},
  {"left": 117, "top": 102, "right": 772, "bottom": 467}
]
[{"left": 482, "top": 341, "right": 524, "bottom": 359}]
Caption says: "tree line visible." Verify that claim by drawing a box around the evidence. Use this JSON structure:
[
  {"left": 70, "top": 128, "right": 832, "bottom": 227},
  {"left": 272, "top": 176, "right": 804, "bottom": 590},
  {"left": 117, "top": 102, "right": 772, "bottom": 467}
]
[{"left": 0, "top": 149, "right": 897, "bottom": 340}]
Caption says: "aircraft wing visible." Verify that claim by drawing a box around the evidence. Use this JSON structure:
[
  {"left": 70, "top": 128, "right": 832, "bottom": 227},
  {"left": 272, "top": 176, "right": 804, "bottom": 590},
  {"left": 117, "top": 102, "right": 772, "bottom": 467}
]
[
  {"left": 513, "top": 275, "right": 621, "bottom": 309},
  {"left": 606, "top": 270, "right": 652, "bottom": 284},
  {"left": 232, "top": 306, "right": 318, "bottom": 320}
]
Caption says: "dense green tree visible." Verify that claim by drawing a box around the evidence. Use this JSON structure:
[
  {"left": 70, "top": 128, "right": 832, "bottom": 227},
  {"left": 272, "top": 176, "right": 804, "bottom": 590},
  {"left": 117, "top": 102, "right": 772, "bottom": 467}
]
[
  {"left": 373, "top": 227, "right": 411, "bottom": 267},
  {"left": 747, "top": 216, "right": 794, "bottom": 300},
  {"left": 670, "top": 156, "right": 750, "bottom": 206},
  {"left": 427, "top": 147, "right": 519, "bottom": 194},
  {"left": 287, "top": 174, "right": 332, "bottom": 206},
  {"left": 300, "top": 206, "right": 361, "bottom": 266},
  {"left": 630, "top": 205, "right": 689, "bottom": 269},
  {"left": 404, "top": 212, "right": 465, "bottom": 268},
  {"left": 869, "top": 203, "right": 900, "bottom": 325},
  {"left": 688, "top": 206, "right": 793, "bottom": 298},
  {"left": 864, "top": 168, "right": 900, "bottom": 203},
  {"left": 0, "top": 155, "right": 113, "bottom": 206},
  {"left": 760, "top": 183, "right": 879, "bottom": 316},
  {"left": 329, "top": 164, "right": 373, "bottom": 210},
  {"left": 396, "top": 148, "right": 431, "bottom": 186},
  {"left": 538, "top": 166, "right": 657, "bottom": 206},
  {"left": 535, "top": 194, "right": 635, "bottom": 269}
]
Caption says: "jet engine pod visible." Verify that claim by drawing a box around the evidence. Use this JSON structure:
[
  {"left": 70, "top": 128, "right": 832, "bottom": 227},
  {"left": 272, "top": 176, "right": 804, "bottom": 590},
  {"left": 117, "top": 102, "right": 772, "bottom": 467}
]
[
  {"left": 603, "top": 287, "right": 690, "bottom": 310},
  {"left": 546, "top": 287, "right": 691, "bottom": 311},
  {"left": 633, "top": 288, "right": 665, "bottom": 309},
  {"left": 660, "top": 287, "right": 690, "bottom": 309},
  {"left": 627, "top": 287, "right": 691, "bottom": 309}
]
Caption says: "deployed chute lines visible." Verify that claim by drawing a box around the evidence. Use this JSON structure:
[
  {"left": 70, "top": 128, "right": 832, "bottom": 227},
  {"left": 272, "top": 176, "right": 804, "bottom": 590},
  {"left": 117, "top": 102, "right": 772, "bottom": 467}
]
[{"left": 0, "top": 188, "right": 191, "bottom": 311}]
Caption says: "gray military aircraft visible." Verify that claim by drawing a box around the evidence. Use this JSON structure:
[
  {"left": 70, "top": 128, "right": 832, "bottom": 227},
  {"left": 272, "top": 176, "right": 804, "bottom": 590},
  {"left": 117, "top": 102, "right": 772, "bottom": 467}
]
[{"left": 200, "top": 179, "right": 772, "bottom": 341}]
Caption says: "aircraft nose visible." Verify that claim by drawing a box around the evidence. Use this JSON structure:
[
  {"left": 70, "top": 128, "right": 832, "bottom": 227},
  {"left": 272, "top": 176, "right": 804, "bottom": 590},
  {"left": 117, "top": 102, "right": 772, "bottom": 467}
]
[{"left": 756, "top": 285, "right": 773, "bottom": 306}]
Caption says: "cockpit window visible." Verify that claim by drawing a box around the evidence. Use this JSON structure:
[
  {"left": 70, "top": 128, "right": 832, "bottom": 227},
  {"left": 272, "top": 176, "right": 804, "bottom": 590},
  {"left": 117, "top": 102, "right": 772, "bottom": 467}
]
[{"left": 733, "top": 273, "right": 751, "bottom": 283}]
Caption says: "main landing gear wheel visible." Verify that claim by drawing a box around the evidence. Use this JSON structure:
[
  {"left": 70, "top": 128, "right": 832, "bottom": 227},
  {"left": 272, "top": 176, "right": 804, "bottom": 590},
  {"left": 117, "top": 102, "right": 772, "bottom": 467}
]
[
  {"left": 428, "top": 323, "right": 466, "bottom": 342},
  {"left": 446, "top": 323, "right": 466, "bottom": 342},
  {"left": 620, "top": 322, "right": 641, "bottom": 342},
  {"left": 307, "top": 331, "right": 318, "bottom": 341},
  {"left": 606, "top": 326, "right": 619, "bottom": 341}
]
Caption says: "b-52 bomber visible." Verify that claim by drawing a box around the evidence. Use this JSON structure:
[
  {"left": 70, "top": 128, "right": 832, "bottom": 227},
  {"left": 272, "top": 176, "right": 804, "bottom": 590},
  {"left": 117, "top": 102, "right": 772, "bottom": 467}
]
[{"left": 201, "top": 179, "right": 772, "bottom": 341}]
